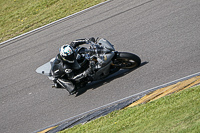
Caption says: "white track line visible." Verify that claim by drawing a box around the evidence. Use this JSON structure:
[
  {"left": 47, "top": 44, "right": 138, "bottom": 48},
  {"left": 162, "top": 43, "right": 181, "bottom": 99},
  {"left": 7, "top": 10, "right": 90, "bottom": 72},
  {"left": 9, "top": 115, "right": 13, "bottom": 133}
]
[
  {"left": 34, "top": 71, "right": 200, "bottom": 133},
  {"left": 0, "top": 0, "right": 112, "bottom": 46}
]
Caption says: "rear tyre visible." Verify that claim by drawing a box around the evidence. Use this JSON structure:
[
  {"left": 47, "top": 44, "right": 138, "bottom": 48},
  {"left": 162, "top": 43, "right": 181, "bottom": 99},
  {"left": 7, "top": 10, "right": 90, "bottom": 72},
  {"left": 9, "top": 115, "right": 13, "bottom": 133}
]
[{"left": 114, "top": 52, "right": 141, "bottom": 69}]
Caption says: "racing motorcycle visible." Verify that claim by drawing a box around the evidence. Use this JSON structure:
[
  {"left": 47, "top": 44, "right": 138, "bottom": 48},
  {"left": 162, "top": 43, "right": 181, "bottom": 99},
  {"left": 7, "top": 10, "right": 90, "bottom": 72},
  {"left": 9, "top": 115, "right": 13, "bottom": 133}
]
[{"left": 36, "top": 38, "right": 141, "bottom": 92}]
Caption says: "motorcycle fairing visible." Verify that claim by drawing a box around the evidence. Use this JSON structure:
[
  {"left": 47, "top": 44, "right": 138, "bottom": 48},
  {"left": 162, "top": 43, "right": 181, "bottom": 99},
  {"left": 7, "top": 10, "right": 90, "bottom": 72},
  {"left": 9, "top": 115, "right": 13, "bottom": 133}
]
[
  {"left": 98, "top": 38, "right": 115, "bottom": 51},
  {"left": 36, "top": 58, "right": 55, "bottom": 76}
]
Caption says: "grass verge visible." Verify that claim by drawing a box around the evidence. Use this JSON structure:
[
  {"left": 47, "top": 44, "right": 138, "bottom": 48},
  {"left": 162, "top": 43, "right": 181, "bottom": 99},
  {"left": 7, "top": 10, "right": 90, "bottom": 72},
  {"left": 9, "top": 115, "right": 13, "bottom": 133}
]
[
  {"left": 60, "top": 85, "right": 200, "bottom": 133},
  {"left": 0, "top": 0, "right": 106, "bottom": 43}
]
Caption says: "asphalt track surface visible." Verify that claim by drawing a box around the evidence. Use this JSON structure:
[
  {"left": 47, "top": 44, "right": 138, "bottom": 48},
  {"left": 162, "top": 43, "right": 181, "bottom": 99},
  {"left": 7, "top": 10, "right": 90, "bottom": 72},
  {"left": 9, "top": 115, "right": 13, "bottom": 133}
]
[{"left": 1, "top": 0, "right": 200, "bottom": 132}]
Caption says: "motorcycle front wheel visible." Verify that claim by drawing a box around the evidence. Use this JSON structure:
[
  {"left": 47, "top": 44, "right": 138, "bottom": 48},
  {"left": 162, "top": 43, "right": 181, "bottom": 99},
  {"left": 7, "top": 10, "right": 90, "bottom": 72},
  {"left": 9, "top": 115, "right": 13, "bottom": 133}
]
[{"left": 114, "top": 52, "right": 141, "bottom": 69}]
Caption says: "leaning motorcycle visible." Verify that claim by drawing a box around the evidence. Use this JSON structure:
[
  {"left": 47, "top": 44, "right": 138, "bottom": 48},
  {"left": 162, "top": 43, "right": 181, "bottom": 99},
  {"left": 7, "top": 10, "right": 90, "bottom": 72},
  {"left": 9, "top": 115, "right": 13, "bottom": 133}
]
[{"left": 36, "top": 38, "right": 141, "bottom": 92}]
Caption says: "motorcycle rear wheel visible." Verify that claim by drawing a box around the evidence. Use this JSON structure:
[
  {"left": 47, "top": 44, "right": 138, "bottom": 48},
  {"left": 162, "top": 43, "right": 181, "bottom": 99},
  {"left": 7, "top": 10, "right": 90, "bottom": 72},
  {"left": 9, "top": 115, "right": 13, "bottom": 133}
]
[{"left": 114, "top": 52, "right": 141, "bottom": 69}]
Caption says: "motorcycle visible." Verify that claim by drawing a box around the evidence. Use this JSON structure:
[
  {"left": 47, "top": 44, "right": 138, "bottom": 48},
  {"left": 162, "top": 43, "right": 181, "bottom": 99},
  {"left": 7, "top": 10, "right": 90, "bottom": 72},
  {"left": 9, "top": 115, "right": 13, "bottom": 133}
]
[{"left": 36, "top": 38, "right": 141, "bottom": 92}]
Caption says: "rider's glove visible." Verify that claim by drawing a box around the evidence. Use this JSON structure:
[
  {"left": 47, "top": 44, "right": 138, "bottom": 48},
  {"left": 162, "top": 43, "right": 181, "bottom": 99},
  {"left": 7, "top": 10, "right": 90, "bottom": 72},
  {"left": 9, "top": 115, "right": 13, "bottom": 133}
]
[
  {"left": 88, "top": 37, "right": 95, "bottom": 43},
  {"left": 85, "top": 37, "right": 95, "bottom": 44}
]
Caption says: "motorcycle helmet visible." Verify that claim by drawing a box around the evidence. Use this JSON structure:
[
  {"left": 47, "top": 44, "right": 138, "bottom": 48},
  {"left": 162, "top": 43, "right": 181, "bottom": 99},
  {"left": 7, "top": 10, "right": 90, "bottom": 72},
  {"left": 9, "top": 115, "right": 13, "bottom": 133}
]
[{"left": 59, "top": 44, "right": 75, "bottom": 63}]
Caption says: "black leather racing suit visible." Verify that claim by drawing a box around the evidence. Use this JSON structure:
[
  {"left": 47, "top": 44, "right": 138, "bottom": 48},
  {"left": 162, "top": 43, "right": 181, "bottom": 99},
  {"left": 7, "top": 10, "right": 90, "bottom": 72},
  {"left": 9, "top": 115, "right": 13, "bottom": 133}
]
[{"left": 51, "top": 39, "right": 93, "bottom": 94}]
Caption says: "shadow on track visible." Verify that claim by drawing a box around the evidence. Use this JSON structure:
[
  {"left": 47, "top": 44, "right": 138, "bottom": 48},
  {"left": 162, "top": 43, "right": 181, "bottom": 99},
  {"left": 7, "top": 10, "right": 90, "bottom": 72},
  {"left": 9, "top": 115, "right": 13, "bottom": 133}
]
[{"left": 75, "top": 61, "right": 148, "bottom": 97}]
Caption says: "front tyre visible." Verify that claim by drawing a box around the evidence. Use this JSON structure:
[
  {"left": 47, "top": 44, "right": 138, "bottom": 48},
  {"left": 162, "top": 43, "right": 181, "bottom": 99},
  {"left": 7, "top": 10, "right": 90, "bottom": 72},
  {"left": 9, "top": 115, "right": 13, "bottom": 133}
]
[{"left": 114, "top": 52, "right": 141, "bottom": 69}]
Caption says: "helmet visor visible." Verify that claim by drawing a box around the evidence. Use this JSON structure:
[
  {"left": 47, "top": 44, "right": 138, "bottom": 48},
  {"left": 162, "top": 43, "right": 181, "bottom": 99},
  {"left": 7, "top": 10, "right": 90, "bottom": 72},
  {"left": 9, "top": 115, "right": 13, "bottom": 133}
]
[{"left": 61, "top": 53, "right": 75, "bottom": 63}]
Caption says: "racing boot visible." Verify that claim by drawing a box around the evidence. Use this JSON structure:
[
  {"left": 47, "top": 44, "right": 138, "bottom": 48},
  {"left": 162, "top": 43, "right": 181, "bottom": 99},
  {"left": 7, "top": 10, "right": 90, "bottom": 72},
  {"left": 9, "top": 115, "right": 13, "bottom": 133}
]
[
  {"left": 52, "top": 78, "right": 61, "bottom": 88},
  {"left": 56, "top": 78, "right": 77, "bottom": 95}
]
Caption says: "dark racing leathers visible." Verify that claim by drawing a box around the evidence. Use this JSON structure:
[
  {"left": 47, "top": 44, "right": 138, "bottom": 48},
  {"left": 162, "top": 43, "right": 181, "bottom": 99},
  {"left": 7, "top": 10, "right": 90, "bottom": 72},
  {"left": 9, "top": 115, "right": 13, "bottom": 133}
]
[{"left": 51, "top": 39, "right": 93, "bottom": 94}]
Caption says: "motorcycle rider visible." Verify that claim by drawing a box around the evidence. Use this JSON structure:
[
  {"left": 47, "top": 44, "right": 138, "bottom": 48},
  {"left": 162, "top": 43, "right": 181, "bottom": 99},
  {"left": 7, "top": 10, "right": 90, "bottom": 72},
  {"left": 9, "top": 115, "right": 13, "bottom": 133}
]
[{"left": 51, "top": 37, "right": 96, "bottom": 95}]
